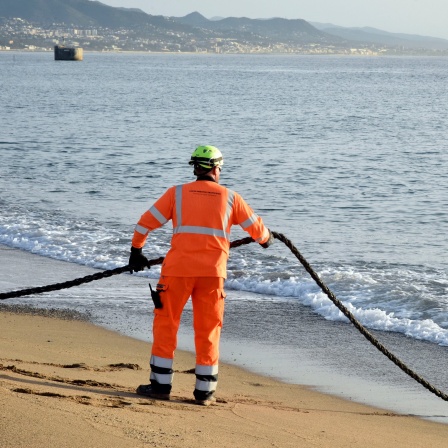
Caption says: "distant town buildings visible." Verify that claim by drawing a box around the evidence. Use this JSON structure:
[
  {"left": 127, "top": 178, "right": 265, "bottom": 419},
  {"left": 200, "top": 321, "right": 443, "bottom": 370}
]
[{"left": 0, "top": 17, "right": 445, "bottom": 55}]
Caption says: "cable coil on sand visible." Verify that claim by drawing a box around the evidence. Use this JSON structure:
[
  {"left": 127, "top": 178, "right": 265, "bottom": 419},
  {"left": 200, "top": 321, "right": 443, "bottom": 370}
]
[{"left": 1, "top": 233, "right": 447, "bottom": 402}]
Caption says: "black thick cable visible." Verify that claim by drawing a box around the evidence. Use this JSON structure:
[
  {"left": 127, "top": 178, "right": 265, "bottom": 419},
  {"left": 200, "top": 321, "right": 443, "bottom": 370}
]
[
  {"left": 1, "top": 233, "right": 447, "bottom": 402},
  {"left": 271, "top": 231, "right": 448, "bottom": 402},
  {"left": 0, "top": 237, "right": 254, "bottom": 301}
]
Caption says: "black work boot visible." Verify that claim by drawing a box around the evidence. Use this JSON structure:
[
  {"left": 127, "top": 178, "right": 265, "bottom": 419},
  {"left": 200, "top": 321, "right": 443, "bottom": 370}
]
[
  {"left": 195, "top": 394, "right": 216, "bottom": 406},
  {"left": 194, "top": 389, "right": 216, "bottom": 406},
  {"left": 136, "top": 384, "right": 170, "bottom": 400}
]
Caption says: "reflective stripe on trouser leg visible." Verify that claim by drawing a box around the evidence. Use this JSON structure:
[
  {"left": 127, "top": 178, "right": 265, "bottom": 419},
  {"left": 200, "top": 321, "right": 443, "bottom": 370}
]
[
  {"left": 194, "top": 364, "right": 218, "bottom": 400},
  {"left": 149, "top": 355, "right": 174, "bottom": 393}
]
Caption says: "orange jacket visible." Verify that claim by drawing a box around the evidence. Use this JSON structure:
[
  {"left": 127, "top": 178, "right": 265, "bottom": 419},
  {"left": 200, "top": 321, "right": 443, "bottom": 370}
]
[{"left": 132, "top": 180, "right": 270, "bottom": 278}]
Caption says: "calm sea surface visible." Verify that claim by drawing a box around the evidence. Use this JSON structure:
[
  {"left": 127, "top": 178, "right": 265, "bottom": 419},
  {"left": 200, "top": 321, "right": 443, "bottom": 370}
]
[{"left": 1, "top": 52, "right": 448, "bottom": 418}]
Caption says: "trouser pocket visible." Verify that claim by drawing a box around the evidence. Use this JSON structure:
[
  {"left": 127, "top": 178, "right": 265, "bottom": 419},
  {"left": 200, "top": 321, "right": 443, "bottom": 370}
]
[{"left": 148, "top": 283, "right": 167, "bottom": 309}]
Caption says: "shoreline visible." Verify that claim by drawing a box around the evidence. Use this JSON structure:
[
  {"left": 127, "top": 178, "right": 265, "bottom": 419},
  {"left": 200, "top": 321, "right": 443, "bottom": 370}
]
[
  {"left": 2, "top": 244, "right": 448, "bottom": 419},
  {"left": 1, "top": 245, "right": 448, "bottom": 434},
  {"left": 2, "top": 49, "right": 447, "bottom": 58}
]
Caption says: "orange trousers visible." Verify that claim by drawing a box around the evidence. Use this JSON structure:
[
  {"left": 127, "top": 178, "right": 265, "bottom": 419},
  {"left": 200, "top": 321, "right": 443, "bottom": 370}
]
[{"left": 151, "top": 276, "right": 226, "bottom": 366}]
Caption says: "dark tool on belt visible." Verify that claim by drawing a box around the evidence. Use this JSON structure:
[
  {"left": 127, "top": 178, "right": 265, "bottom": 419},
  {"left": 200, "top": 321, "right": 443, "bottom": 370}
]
[{"left": 149, "top": 283, "right": 163, "bottom": 309}]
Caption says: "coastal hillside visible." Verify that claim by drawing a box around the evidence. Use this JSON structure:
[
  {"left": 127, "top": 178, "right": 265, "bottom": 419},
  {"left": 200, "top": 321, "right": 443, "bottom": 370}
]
[
  {"left": 0, "top": 0, "right": 337, "bottom": 45},
  {"left": 0, "top": 0, "right": 169, "bottom": 28},
  {"left": 312, "top": 22, "right": 448, "bottom": 51},
  {"left": 173, "top": 12, "right": 331, "bottom": 44},
  {"left": 1, "top": 0, "right": 447, "bottom": 53}
]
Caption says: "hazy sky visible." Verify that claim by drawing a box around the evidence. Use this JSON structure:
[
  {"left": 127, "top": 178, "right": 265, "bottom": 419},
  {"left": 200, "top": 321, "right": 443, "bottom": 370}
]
[{"left": 99, "top": 0, "right": 448, "bottom": 40}]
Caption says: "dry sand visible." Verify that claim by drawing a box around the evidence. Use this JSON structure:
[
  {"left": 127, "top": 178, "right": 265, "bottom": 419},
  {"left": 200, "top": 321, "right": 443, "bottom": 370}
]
[{"left": 1, "top": 310, "right": 447, "bottom": 448}]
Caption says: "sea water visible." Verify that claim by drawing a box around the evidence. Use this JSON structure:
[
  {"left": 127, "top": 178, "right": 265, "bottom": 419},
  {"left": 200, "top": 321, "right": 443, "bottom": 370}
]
[{"left": 1, "top": 52, "right": 447, "bottom": 419}]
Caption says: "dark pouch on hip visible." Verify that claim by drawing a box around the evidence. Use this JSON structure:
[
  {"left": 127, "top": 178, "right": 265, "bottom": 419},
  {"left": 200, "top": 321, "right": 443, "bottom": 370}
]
[{"left": 148, "top": 283, "right": 165, "bottom": 309}]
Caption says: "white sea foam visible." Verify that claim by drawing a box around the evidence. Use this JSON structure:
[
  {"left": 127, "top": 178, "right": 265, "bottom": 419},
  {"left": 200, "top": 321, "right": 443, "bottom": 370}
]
[
  {"left": 225, "top": 274, "right": 448, "bottom": 346},
  {"left": 2, "top": 210, "right": 448, "bottom": 346}
]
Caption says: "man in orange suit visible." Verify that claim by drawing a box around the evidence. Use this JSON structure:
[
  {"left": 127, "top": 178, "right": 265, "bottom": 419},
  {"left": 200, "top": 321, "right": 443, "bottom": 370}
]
[{"left": 129, "top": 145, "right": 273, "bottom": 405}]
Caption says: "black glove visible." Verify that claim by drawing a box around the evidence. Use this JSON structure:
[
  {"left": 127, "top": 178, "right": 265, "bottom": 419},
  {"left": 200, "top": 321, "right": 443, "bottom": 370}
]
[
  {"left": 260, "top": 230, "right": 274, "bottom": 249},
  {"left": 129, "top": 246, "right": 150, "bottom": 273}
]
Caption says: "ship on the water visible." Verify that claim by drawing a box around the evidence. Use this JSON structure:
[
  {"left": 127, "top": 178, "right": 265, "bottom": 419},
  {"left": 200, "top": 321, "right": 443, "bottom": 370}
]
[{"left": 54, "top": 45, "right": 83, "bottom": 61}]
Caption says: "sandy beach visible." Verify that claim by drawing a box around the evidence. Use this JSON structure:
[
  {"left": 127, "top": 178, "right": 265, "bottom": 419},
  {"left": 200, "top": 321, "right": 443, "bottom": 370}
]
[
  {"left": 0, "top": 248, "right": 447, "bottom": 447},
  {"left": 1, "top": 309, "right": 448, "bottom": 448}
]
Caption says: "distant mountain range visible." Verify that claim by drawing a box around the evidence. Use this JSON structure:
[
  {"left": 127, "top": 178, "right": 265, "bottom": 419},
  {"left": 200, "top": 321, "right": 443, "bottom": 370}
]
[
  {"left": 311, "top": 22, "right": 448, "bottom": 51},
  {"left": 1, "top": 0, "right": 448, "bottom": 51},
  {"left": 174, "top": 11, "right": 331, "bottom": 44},
  {"left": 0, "top": 0, "right": 167, "bottom": 28}
]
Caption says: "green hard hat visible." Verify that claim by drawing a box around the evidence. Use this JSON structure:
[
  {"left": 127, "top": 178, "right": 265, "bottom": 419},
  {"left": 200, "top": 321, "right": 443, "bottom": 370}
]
[{"left": 189, "top": 145, "right": 224, "bottom": 169}]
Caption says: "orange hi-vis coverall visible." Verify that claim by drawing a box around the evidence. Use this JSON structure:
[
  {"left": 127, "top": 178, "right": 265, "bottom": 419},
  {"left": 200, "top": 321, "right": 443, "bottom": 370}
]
[{"left": 132, "top": 179, "right": 270, "bottom": 399}]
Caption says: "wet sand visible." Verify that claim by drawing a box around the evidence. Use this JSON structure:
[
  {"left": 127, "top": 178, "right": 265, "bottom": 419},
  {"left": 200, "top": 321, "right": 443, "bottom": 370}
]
[{"left": 1, "top": 309, "right": 448, "bottom": 448}]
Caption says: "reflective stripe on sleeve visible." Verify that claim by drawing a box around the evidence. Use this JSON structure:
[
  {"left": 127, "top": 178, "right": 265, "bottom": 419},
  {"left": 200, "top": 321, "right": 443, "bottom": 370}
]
[
  {"left": 134, "top": 224, "right": 149, "bottom": 235},
  {"left": 240, "top": 213, "right": 258, "bottom": 230},
  {"left": 149, "top": 205, "right": 168, "bottom": 225}
]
